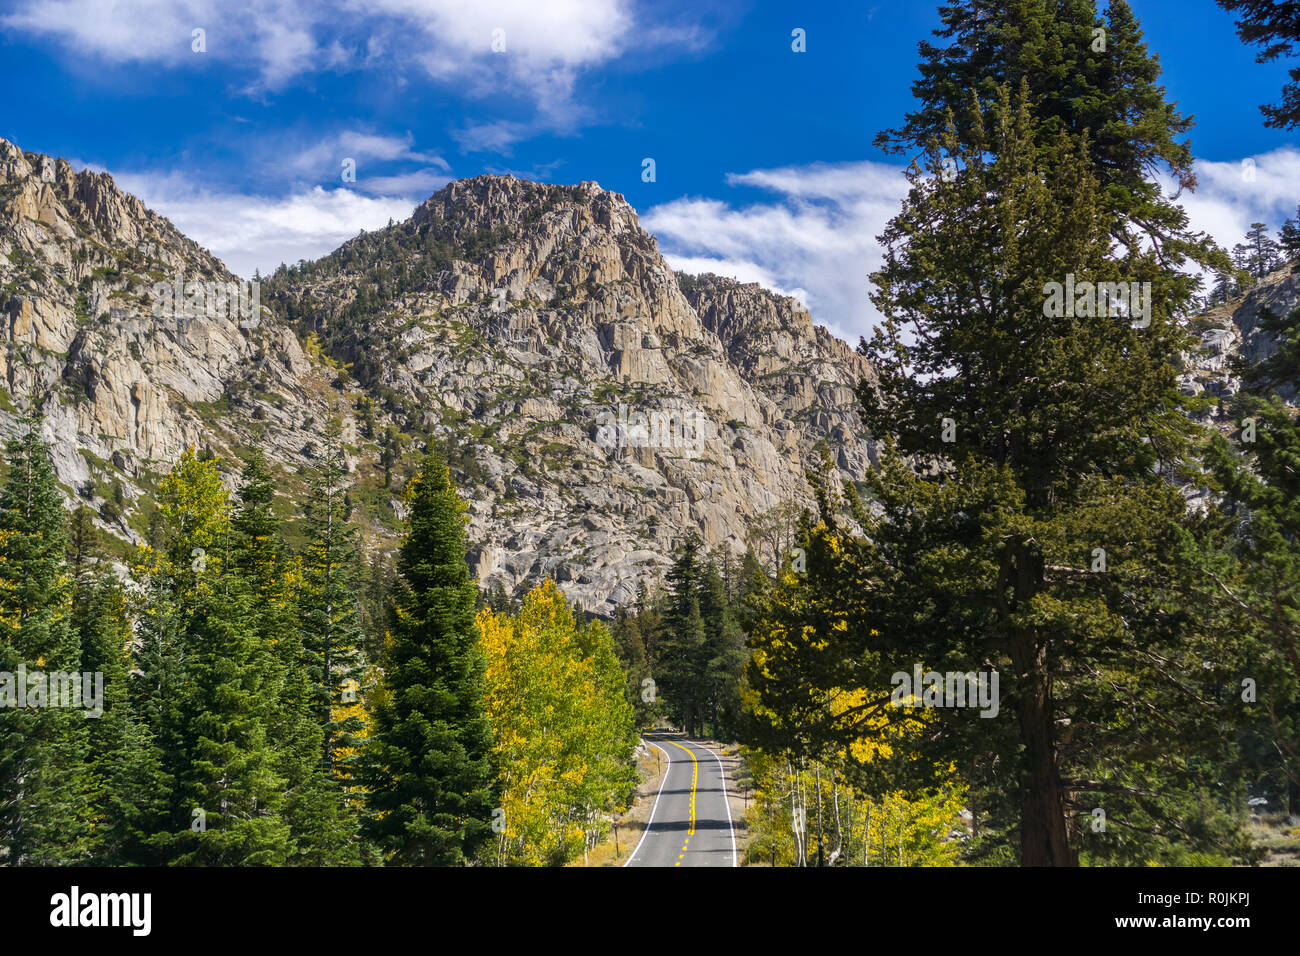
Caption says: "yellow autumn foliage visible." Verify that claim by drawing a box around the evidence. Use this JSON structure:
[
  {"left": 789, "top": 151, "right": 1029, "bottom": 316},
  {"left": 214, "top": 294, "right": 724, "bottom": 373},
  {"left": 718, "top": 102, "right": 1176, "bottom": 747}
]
[{"left": 478, "top": 579, "right": 636, "bottom": 866}]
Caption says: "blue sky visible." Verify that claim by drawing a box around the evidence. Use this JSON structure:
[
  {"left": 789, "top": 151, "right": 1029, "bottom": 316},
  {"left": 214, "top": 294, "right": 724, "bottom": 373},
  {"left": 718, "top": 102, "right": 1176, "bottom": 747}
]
[{"left": 2, "top": 0, "right": 1297, "bottom": 342}]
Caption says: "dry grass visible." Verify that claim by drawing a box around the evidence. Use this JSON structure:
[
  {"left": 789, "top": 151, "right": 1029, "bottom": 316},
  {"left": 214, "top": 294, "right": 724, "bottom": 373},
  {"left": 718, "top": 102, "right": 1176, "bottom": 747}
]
[{"left": 1250, "top": 813, "right": 1300, "bottom": 867}]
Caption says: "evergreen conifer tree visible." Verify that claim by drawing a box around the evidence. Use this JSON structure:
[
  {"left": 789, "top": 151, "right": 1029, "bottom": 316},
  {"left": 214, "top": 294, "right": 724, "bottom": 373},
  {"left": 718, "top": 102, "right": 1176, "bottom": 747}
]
[
  {"left": 361, "top": 451, "right": 496, "bottom": 865},
  {"left": 0, "top": 410, "right": 96, "bottom": 864}
]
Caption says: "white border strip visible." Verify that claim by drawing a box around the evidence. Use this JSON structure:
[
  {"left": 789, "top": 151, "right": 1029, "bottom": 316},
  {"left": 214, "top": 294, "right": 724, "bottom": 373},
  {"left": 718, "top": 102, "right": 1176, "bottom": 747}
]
[{"left": 697, "top": 742, "right": 738, "bottom": 867}]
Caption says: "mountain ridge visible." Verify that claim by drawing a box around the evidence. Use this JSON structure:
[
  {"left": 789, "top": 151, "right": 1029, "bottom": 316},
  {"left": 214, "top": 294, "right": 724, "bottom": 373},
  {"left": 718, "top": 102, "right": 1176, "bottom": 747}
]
[{"left": 0, "top": 139, "right": 875, "bottom": 612}]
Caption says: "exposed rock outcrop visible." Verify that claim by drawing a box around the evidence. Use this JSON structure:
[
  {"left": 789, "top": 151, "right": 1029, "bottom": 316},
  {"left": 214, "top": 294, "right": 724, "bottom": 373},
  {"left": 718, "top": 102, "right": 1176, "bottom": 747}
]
[
  {"left": 264, "top": 175, "right": 879, "bottom": 612},
  {"left": 0, "top": 137, "right": 359, "bottom": 542}
]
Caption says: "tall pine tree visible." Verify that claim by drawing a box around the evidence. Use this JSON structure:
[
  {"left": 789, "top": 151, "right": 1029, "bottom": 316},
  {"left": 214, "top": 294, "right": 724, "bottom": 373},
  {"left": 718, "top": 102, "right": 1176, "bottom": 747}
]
[
  {"left": 658, "top": 534, "right": 709, "bottom": 737},
  {"left": 361, "top": 450, "right": 496, "bottom": 865},
  {"left": 877, "top": 0, "right": 1229, "bottom": 294},
  {"left": 751, "top": 88, "right": 1248, "bottom": 866},
  {"left": 231, "top": 449, "right": 360, "bottom": 865},
  {"left": 300, "top": 416, "right": 368, "bottom": 782},
  {"left": 0, "top": 410, "right": 96, "bottom": 864}
]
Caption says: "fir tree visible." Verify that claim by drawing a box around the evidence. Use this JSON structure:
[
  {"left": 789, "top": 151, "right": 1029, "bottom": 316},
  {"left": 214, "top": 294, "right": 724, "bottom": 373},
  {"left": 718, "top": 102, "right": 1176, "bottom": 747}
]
[
  {"left": 361, "top": 451, "right": 496, "bottom": 865},
  {"left": 1278, "top": 204, "right": 1300, "bottom": 265},
  {"left": 612, "top": 582, "right": 661, "bottom": 727},
  {"left": 1240, "top": 221, "right": 1284, "bottom": 277},
  {"left": 877, "top": 0, "right": 1229, "bottom": 289},
  {"left": 1210, "top": 270, "right": 1237, "bottom": 306},
  {"left": 659, "top": 534, "right": 709, "bottom": 737},
  {"left": 301, "top": 416, "right": 368, "bottom": 781},
  {"left": 750, "top": 88, "right": 1248, "bottom": 866},
  {"left": 698, "top": 554, "right": 748, "bottom": 739},
  {"left": 0, "top": 410, "right": 96, "bottom": 864},
  {"left": 359, "top": 549, "right": 396, "bottom": 665},
  {"left": 172, "top": 579, "right": 292, "bottom": 865},
  {"left": 145, "top": 450, "right": 292, "bottom": 865},
  {"left": 232, "top": 449, "right": 360, "bottom": 864},
  {"left": 67, "top": 515, "right": 140, "bottom": 863}
]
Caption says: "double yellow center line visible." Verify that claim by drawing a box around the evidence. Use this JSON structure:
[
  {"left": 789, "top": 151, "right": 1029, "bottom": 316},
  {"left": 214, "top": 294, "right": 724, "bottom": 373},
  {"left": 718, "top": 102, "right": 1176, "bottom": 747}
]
[{"left": 670, "top": 741, "right": 697, "bottom": 866}]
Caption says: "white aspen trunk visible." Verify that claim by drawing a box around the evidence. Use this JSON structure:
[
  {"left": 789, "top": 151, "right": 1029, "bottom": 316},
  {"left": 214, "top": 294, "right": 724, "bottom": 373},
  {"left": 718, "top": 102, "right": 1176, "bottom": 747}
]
[
  {"left": 828, "top": 774, "right": 843, "bottom": 866},
  {"left": 864, "top": 802, "right": 870, "bottom": 867}
]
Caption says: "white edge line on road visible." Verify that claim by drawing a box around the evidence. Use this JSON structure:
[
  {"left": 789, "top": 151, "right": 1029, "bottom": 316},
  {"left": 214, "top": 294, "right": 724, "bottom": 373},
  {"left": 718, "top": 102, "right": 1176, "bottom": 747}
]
[
  {"left": 623, "top": 737, "right": 673, "bottom": 867},
  {"left": 696, "top": 742, "right": 738, "bottom": 867}
]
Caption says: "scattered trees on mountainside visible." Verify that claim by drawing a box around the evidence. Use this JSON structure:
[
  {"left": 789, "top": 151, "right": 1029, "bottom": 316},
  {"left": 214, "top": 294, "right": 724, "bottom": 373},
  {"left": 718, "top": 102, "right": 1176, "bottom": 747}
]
[
  {"left": 1207, "top": 216, "right": 1298, "bottom": 307},
  {"left": 1235, "top": 223, "right": 1285, "bottom": 280}
]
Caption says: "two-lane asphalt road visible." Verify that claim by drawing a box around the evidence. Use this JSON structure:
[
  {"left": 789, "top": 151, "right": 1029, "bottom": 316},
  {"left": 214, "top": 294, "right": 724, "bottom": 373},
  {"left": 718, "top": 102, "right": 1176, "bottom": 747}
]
[{"left": 624, "top": 733, "right": 737, "bottom": 867}]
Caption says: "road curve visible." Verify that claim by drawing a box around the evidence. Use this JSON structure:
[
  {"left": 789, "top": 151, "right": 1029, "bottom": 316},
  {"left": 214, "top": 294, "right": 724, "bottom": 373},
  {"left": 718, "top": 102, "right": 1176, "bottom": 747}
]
[{"left": 624, "top": 733, "right": 737, "bottom": 868}]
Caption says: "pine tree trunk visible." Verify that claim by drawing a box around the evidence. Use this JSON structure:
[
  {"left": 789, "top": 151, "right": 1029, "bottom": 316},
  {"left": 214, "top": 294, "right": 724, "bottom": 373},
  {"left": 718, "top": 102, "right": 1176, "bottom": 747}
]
[
  {"left": 1003, "top": 540, "right": 1076, "bottom": 867},
  {"left": 1009, "top": 627, "right": 1075, "bottom": 866}
]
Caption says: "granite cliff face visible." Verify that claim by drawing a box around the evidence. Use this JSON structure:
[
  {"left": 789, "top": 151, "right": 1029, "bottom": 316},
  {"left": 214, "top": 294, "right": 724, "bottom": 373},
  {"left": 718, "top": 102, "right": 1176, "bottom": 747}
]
[
  {"left": 0, "top": 144, "right": 877, "bottom": 612},
  {"left": 0, "top": 137, "right": 358, "bottom": 549},
  {"left": 680, "top": 272, "right": 876, "bottom": 478},
  {"left": 265, "top": 176, "right": 877, "bottom": 612},
  {"left": 1178, "top": 266, "right": 1300, "bottom": 412}
]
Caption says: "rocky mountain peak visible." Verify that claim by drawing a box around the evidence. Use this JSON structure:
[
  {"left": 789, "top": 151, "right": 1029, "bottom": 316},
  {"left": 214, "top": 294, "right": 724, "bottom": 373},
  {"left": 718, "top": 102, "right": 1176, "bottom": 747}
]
[
  {"left": 266, "top": 174, "right": 877, "bottom": 612},
  {"left": 0, "top": 139, "right": 880, "bottom": 613},
  {"left": 1, "top": 138, "right": 216, "bottom": 270},
  {"left": 7, "top": 136, "right": 1290, "bottom": 615}
]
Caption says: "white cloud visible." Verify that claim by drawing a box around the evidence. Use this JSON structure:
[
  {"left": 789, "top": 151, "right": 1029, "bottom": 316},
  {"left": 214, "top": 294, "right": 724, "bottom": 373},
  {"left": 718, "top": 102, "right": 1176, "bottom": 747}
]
[
  {"left": 363, "top": 0, "right": 636, "bottom": 128},
  {"left": 660, "top": 255, "right": 801, "bottom": 298},
  {"left": 3, "top": 0, "right": 647, "bottom": 118},
  {"left": 250, "top": 18, "right": 325, "bottom": 90},
  {"left": 356, "top": 169, "right": 453, "bottom": 196},
  {"left": 1162, "top": 146, "right": 1300, "bottom": 267},
  {"left": 646, "top": 148, "right": 1300, "bottom": 344},
  {"left": 374, "top": 0, "right": 633, "bottom": 70},
  {"left": 450, "top": 120, "right": 537, "bottom": 154},
  {"left": 644, "top": 161, "right": 910, "bottom": 342},
  {"left": 1, "top": 0, "right": 208, "bottom": 63},
  {"left": 114, "top": 171, "right": 418, "bottom": 278},
  {"left": 1, "top": 0, "right": 340, "bottom": 91},
  {"left": 282, "top": 130, "right": 451, "bottom": 188},
  {"left": 327, "top": 132, "right": 447, "bottom": 169}
]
